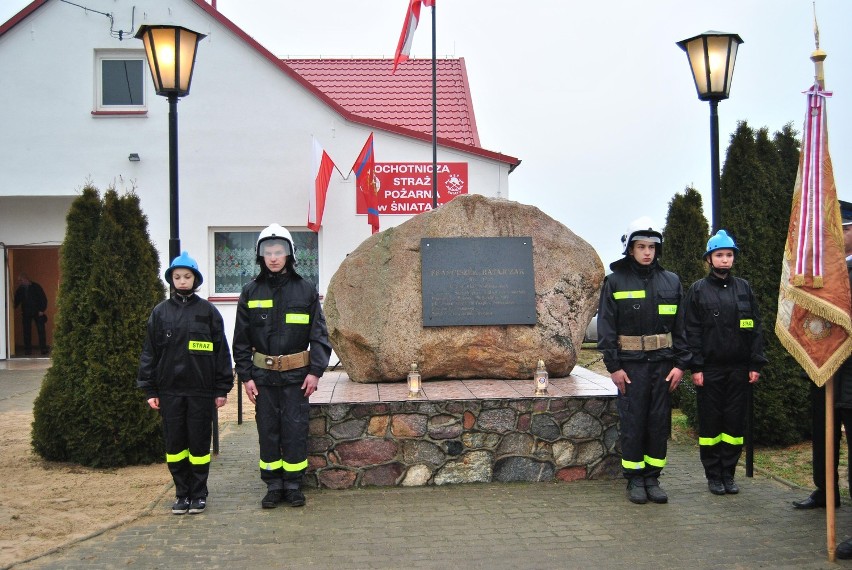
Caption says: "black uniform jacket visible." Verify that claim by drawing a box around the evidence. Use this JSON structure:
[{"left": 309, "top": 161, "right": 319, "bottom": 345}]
[
  {"left": 137, "top": 293, "right": 234, "bottom": 399},
  {"left": 682, "top": 272, "right": 768, "bottom": 373},
  {"left": 834, "top": 260, "right": 852, "bottom": 408},
  {"left": 597, "top": 257, "right": 690, "bottom": 374},
  {"left": 233, "top": 271, "right": 332, "bottom": 386}
]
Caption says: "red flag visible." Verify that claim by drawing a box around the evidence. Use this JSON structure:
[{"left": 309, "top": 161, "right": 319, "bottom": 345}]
[
  {"left": 352, "top": 133, "right": 379, "bottom": 234},
  {"left": 392, "top": 0, "right": 434, "bottom": 74},
  {"left": 308, "top": 137, "right": 335, "bottom": 233},
  {"left": 776, "top": 82, "right": 852, "bottom": 386}
]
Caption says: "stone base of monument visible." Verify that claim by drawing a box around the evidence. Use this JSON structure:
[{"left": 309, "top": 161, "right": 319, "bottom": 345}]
[{"left": 304, "top": 367, "right": 620, "bottom": 489}]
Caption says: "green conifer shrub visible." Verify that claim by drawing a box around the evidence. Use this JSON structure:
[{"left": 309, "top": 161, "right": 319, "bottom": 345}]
[
  {"left": 31, "top": 187, "right": 165, "bottom": 466},
  {"left": 31, "top": 185, "right": 102, "bottom": 460}
]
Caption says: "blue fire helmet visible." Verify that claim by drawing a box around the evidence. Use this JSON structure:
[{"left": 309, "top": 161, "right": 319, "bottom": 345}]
[
  {"left": 704, "top": 230, "right": 739, "bottom": 259},
  {"left": 165, "top": 251, "right": 203, "bottom": 286}
]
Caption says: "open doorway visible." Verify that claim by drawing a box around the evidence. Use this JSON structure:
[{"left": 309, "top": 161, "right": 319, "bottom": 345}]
[{"left": 7, "top": 247, "right": 60, "bottom": 358}]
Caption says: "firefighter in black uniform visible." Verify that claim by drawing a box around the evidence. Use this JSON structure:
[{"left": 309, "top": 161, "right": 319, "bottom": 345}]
[
  {"left": 683, "top": 230, "right": 767, "bottom": 496},
  {"left": 138, "top": 252, "right": 234, "bottom": 515},
  {"left": 233, "top": 224, "right": 331, "bottom": 509},
  {"left": 597, "top": 217, "right": 689, "bottom": 504}
]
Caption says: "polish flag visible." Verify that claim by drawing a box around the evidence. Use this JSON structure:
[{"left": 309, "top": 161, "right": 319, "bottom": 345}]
[
  {"left": 392, "top": 0, "right": 434, "bottom": 74},
  {"left": 308, "top": 138, "right": 335, "bottom": 232}
]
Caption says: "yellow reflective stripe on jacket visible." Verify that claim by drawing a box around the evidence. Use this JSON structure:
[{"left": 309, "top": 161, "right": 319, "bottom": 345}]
[
  {"left": 644, "top": 454, "right": 667, "bottom": 468},
  {"left": 613, "top": 290, "right": 646, "bottom": 300},
  {"left": 621, "top": 458, "right": 645, "bottom": 470},
  {"left": 188, "top": 340, "right": 213, "bottom": 352},
  {"left": 189, "top": 453, "right": 211, "bottom": 465},
  {"left": 740, "top": 319, "right": 754, "bottom": 329},
  {"left": 166, "top": 449, "right": 189, "bottom": 463},
  {"left": 259, "top": 458, "right": 308, "bottom": 471},
  {"left": 285, "top": 313, "right": 310, "bottom": 325},
  {"left": 699, "top": 433, "right": 743, "bottom": 446},
  {"left": 658, "top": 305, "right": 677, "bottom": 315},
  {"left": 248, "top": 299, "right": 273, "bottom": 309}
]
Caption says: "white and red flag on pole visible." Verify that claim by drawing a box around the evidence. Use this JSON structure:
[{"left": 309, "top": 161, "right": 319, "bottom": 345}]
[
  {"left": 392, "top": 0, "right": 434, "bottom": 74},
  {"left": 308, "top": 137, "right": 336, "bottom": 233},
  {"left": 776, "top": 82, "right": 852, "bottom": 386}
]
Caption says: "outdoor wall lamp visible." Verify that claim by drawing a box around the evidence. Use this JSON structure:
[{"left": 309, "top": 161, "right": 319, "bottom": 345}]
[
  {"left": 135, "top": 24, "right": 205, "bottom": 263},
  {"left": 677, "top": 31, "right": 743, "bottom": 233},
  {"left": 128, "top": 153, "right": 140, "bottom": 162}
]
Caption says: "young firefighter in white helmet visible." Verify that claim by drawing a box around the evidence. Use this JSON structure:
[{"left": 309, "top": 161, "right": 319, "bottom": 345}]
[
  {"left": 138, "top": 251, "right": 234, "bottom": 515},
  {"left": 682, "top": 230, "right": 767, "bottom": 497},
  {"left": 232, "top": 224, "right": 332, "bottom": 509},
  {"left": 596, "top": 217, "right": 690, "bottom": 505}
]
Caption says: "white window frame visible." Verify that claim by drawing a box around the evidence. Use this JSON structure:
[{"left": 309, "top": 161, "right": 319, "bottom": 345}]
[
  {"left": 94, "top": 49, "right": 147, "bottom": 113},
  {"left": 209, "top": 227, "right": 321, "bottom": 298}
]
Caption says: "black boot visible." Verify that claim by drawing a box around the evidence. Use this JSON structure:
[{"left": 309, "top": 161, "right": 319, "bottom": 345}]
[{"left": 626, "top": 477, "right": 647, "bottom": 504}]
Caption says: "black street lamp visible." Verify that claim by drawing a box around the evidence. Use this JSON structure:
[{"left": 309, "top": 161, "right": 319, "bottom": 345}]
[
  {"left": 136, "top": 24, "right": 205, "bottom": 263},
  {"left": 677, "top": 31, "right": 743, "bottom": 233}
]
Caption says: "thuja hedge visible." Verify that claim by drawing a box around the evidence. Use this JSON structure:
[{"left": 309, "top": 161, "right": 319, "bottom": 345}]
[{"left": 32, "top": 186, "right": 166, "bottom": 467}]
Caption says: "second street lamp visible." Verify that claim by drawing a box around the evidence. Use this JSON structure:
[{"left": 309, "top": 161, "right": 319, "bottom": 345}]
[
  {"left": 677, "top": 31, "right": 743, "bottom": 233},
  {"left": 136, "top": 24, "right": 205, "bottom": 263}
]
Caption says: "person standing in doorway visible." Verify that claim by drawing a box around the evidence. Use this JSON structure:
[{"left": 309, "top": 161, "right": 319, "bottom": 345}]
[
  {"left": 14, "top": 273, "right": 48, "bottom": 355},
  {"left": 597, "top": 217, "right": 689, "bottom": 505},
  {"left": 682, "top": 230, "right": 767, "bottom": 496},
  {"left": 233, "top": 224, "right": 331, "bottom": 509}
]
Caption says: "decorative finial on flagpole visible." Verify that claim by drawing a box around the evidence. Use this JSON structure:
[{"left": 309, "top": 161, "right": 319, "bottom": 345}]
[{"left": 811, "top": 1, "right": 827, "bottom": 88}]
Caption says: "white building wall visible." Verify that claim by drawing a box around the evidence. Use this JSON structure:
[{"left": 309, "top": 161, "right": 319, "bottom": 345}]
[{"left": 0, "top": 0, "right": 512, "bottom": 356}]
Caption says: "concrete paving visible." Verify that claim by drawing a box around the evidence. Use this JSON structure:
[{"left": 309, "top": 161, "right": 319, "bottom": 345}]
[{"left": 3, "top": 364, "right": 852, "bottom": 569}]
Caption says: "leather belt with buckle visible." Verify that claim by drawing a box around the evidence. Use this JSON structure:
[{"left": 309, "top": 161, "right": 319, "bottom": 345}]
[
  {"left": 252, "top": 350, "right": 310, "bottom": 371},
  {"left": 617, "top": 333, "right": 672, "bottom": 351}
]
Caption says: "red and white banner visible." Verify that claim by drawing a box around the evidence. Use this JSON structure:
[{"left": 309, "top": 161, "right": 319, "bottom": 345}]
[
  {"left": 308, "top": 137, "right": 335, "bottom": 232},
  {"left": 392, "top": 0, "right": 434, "bottom": 74},
  {"left": 356, "top": 162, "right": 468, "bottom": 215}
]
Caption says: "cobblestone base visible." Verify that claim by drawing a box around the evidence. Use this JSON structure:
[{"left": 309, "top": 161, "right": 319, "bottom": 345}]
[{"left": 306, "top": 396, "right": 621, "bottom": 488}]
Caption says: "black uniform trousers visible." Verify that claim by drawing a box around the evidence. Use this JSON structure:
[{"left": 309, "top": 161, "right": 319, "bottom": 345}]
[
  {"left": 21, "top": 313, "right": 46, "bottom": 352},
  {"left": 159, "top": 394, "right": 214, "bottom": 500},
  {"left": 256, "top": 383, "right": 310, "bottom": 491},
  {"left": 809, "top": 382, "right": 852, "bottom": 499},
  {"left": 696, "top": 367, "right": 748, "bottom": 480},
  {"left": 618, "top": 360, "right": 672, "bottom": 480}
]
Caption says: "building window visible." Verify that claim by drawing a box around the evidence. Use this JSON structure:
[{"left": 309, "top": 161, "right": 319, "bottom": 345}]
[
  {"left": 213, "top": 230, "right": 319, "bottom": 294},
  {"left": 95, "top": 50, "right": 146, "bottom": 112}
]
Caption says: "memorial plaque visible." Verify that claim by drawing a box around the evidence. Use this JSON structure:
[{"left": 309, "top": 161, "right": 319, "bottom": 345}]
[{"left": 421, "top": 237, "right": 536, "bottom": 326}]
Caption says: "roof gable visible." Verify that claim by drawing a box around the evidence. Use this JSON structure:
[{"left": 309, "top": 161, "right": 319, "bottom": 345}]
[
  {"left": 285, "top": 58, "right": 481, "bottom": 148},
  {"left": 1, "top": 0, "right": 518, "bottom": 169}
]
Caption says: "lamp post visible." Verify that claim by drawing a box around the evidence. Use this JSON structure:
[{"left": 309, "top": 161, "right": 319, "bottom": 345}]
[
  {"left": 136, "top": 24, "right": 205, "bottom": 263},
  {"left": 677, "top": 31, "right": 743, "bottom": 233}
]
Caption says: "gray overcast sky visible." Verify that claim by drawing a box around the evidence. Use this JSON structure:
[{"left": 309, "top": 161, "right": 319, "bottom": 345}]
[{"left": 3, "top": 0, "right": 851, "bottom": 266}]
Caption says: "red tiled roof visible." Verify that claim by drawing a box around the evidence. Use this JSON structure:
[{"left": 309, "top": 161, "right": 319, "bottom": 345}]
[{"left": 285, "top": 58, "right": 481, "bottom": 148}]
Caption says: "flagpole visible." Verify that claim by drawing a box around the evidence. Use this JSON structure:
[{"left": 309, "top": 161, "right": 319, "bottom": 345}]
[
  {"left": 431, "top": 2, "right": 437, "bottom": 210},
  {"left": 826, "top": 376, "right": 837, "bottom": 562},
  {"left": 810, "top": 25, "right": 837, "bottom": 561}
]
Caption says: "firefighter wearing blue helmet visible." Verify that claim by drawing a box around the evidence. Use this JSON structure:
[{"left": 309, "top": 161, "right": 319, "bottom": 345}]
[
  {"left": 683, "top": 230, "right": 767, "bottom": 496},
  {"left": 138, "top": 251, "right": 234, "bottom": 515},
  {"left": 597, "top": 217, "right": 690, "bottom": 505},
  {"left": 232, "top": 224, "right": 332, "bottom": 509}
]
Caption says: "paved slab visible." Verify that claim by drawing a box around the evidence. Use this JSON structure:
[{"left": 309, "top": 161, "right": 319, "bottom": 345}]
[{"left": 3, "top": 364, "right": 852, "bottom": 569}]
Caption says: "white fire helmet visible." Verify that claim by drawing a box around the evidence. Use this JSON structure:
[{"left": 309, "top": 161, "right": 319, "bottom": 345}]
[{"left": 621, "top": 216, "right": 663, "bottom": 256}]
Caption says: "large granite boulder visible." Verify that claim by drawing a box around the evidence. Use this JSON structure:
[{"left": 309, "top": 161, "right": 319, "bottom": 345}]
[{"left": 324, "top": 194, "right": 603, "bottom": 383}]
